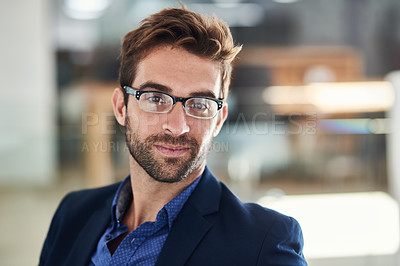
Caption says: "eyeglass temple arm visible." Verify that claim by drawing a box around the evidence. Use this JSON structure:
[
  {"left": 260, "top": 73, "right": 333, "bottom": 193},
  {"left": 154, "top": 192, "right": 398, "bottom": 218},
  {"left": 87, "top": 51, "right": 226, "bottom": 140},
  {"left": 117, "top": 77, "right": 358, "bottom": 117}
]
[{"left": 124, "top": 86, "right": 139, "bottom": 98}]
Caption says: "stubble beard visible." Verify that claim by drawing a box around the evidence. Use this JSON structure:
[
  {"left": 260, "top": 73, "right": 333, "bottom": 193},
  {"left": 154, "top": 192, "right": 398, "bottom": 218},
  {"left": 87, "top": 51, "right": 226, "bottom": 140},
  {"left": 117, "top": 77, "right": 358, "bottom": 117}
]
[{"left": 124, "top": 117, "right": 212, "bottom": 183}]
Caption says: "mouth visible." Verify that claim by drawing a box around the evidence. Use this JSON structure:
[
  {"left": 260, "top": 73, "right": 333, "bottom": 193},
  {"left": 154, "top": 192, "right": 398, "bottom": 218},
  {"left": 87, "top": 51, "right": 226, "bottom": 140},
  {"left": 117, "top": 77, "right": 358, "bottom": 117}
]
[{"left": 154, "top": 144, "right": 191, "bottom": 157}]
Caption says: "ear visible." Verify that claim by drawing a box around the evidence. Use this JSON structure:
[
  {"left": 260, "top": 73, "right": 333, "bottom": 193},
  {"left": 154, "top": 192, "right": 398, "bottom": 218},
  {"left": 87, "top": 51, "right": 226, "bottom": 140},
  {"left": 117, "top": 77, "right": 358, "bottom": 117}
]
[
  {"left": 213, "top": 103, "right": 228, "bottom": 137},
  {"left": 111, "top": 88, "right": 126, "bottom": 126}
]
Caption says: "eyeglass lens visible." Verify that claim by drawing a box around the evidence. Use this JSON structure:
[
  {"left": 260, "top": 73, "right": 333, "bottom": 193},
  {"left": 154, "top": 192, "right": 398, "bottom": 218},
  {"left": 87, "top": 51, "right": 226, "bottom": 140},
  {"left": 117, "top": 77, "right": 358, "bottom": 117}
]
[{"left": 138, "top": 91, "right": 218, "bottom": 118}]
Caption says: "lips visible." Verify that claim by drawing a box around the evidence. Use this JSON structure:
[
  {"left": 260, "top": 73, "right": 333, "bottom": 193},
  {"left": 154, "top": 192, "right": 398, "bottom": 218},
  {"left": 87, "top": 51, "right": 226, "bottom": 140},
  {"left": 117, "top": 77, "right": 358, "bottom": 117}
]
[{"left": 154, "top": 144, "right": 190, "bottom": 157}]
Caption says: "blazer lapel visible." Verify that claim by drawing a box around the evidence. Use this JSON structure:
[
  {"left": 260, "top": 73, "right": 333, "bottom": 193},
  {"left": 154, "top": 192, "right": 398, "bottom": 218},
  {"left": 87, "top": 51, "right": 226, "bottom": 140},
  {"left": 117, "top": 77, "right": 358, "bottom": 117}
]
[
  {"left": 66, "top": 195, "right": 114, "bottom": 265},
  {"left": 156, "top": 167, "right": 222, "bottom": 266},
  {"left": 155, "top": 204, "right": 211, "bottom": 266}
]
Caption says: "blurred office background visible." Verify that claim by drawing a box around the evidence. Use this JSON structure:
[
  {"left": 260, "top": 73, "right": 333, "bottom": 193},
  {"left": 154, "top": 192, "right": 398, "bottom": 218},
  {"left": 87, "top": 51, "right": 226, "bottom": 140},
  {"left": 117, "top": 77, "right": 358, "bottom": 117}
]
[{"left": 1, "top": 0, "right": 400, "bottom": 265}]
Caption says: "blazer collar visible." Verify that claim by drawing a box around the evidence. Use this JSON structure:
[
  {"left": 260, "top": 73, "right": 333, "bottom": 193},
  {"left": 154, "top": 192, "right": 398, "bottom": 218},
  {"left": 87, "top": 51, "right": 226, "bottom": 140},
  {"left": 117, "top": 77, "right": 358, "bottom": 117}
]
[
  {"left": 66, "top": 189, "right": 115, "bottom": 265},
  {"left": 186, "top": 166, "right": 221, "bottom": 216},
  {"left": 156, "top": 166, "right": 221, "bottom": 266},
  {"left": 63, "top": 167, "right": 221, "bottom": 266}
]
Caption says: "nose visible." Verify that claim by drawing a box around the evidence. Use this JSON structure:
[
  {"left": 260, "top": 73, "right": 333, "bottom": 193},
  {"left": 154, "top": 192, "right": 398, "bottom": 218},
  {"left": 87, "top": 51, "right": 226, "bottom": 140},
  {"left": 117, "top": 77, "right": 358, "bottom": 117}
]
[{"left": 162, "top": 102, "right": 190, "bottom": 136}]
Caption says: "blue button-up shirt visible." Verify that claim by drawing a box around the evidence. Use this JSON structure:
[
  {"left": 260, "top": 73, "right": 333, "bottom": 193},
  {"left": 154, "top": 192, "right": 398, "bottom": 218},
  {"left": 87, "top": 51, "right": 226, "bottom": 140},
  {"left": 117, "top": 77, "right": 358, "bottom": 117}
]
[{"left": 89, "top": 174, "right": 201, "bottom": 266}]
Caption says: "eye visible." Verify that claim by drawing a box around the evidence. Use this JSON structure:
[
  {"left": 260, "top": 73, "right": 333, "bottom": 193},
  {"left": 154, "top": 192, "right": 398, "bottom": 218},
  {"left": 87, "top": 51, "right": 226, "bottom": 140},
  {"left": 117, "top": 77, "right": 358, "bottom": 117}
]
[
  {"left": 190, "top": 101, "right": 208, "bottom": 110},
  {"left": 148, "top": 96, "right": 162, "bottom": 102},
  {"left": 145, "top": 93, "right": 167, "bottom": 104}
]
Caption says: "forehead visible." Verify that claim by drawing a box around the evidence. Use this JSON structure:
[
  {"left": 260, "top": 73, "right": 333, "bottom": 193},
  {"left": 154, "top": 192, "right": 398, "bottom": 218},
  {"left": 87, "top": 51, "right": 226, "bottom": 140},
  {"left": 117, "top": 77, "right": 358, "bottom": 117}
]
[{"left": 134, "top": 46, "right": 222, "bottom": 97}]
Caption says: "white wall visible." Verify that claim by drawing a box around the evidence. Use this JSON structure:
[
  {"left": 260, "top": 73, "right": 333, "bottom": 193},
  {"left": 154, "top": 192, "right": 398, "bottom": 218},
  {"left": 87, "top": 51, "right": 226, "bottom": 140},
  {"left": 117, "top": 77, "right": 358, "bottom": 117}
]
[
  {"left": 387, "top": 71, "right": 400, "bottom": 204},
  {"left": 0, "top": 0, "right": 56, "bottom": 185}
]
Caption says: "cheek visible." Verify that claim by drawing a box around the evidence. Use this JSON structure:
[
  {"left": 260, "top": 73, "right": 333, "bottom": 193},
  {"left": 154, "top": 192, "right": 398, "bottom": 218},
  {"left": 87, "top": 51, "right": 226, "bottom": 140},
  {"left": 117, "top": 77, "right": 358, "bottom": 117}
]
[
  {"left": 126, "top": 106, "right": 161, "bottom": 134},
  {"left": 188, "top": 119, "right": 216, "bottom": 140},
  {"left": 140, "top": 114, "right": 162, "bottom": 132},
  {"left": 125, "top": 111, "right": 140, "bottom": 132}
]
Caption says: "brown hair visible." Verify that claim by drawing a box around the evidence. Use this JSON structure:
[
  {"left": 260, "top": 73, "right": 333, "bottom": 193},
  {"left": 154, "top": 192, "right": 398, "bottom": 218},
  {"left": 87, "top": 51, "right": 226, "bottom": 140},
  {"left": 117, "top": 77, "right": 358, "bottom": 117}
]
[{"left": 119, "top": 7, "right": 242, "bottom": 104}]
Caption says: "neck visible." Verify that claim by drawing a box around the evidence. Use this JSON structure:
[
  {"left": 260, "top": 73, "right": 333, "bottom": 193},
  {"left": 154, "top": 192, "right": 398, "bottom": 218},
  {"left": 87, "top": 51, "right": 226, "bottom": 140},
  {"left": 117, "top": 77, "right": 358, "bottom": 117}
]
[{"left": 123, "top": 157, "right": 204, "bottom": 231}]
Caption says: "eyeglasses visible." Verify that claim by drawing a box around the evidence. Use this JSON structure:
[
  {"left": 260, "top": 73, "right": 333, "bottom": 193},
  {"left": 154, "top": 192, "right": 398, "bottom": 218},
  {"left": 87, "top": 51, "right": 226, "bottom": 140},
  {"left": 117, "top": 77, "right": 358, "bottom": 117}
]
[{"left": 124, "top": 86, "right": 224, "bottom": 119}]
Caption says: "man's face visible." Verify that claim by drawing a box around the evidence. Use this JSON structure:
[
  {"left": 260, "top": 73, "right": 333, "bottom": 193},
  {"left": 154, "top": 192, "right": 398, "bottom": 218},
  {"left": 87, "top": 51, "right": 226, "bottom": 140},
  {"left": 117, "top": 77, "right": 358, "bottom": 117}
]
[{"left": 123, "top": 46, "right": 227, "bottom": 183}]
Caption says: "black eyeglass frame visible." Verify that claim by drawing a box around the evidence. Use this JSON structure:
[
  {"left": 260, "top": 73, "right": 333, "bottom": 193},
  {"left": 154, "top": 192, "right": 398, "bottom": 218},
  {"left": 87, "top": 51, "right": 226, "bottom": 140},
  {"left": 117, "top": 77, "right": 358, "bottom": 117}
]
[{"left": 123, "top": 85, "right": 224, "bottom": 118}]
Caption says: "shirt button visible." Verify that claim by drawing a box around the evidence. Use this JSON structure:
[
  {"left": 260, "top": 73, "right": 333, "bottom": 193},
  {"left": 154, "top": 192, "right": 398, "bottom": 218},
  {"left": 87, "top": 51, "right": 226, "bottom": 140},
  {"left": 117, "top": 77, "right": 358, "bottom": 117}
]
[{"left": 105, "top": 234, "right": 112, "bottom": 241}]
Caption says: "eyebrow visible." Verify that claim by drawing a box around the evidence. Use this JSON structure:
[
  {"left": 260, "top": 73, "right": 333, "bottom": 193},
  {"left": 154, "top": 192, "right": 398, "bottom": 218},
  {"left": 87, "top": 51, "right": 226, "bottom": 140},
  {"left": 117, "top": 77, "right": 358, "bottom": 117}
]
[
  {"left": 189, "top": 91, "right": 217, "bottom": 99},
  {"left": 139, "top": 82, "right": 172, "bottom": 93},
  {"left": 138, "top": 81, "right": 218, "bottom": 99}
]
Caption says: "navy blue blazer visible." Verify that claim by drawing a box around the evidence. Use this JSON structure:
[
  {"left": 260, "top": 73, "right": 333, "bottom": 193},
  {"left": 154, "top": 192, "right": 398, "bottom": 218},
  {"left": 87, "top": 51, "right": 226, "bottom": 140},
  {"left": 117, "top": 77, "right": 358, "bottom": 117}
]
[{"left": 39, "top": 167, "right": 307, "bottom": 265}]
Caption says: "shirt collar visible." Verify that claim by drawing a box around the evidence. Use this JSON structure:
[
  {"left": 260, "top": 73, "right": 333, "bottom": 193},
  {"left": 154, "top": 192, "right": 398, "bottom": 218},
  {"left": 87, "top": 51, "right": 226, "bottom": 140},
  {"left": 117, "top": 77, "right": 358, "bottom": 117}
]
[
  {"left": 163, "top": 175, "right": 201, "bottom": 230},
  {"left": 111, "top": 175, "right": 132, "bottom": 224},
  {"left": 111, "top": 173, "right": 202, "bottom": 229}
]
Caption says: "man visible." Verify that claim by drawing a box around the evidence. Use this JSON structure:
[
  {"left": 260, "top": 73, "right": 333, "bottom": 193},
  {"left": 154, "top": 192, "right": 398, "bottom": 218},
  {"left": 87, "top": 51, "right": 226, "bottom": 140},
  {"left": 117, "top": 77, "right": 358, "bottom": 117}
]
[{"left": 40, "top": 7, "right": 307, "bottom": 266}]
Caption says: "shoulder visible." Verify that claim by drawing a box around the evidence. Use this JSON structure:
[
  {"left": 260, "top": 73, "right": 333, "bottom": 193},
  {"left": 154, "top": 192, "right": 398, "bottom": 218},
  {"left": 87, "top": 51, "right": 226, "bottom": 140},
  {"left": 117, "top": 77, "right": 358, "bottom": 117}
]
[
  {"left": 194, "top": 169, "right": 302, "bottom": 233},
  {"left": 46, "top": 182, "right": 121, "bottom": 232},
  {"left": 217, "top": 182, "right": 307, "bottom": 265},
  {"left": 61, "top": 182, "right": 120, "bottom": 208},
  {"left": 218, "top": 182, "right": 298, "bottom": 230},
  {"left": 55, "top": 182, "right": 120, "bottom": 217},
  {"left": 185, "top": 172, "right": 307, "bottom": 265},
  {"left": 63, "top": 182, "right": 121, "bottom": 202},
  {"left": 39, "top": 182, "right": 121, "bottom": 265}
]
